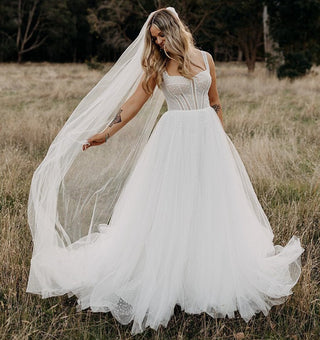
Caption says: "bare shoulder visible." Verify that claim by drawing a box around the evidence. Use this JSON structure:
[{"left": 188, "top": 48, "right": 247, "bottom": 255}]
[
  {"left": 203, "top": 51, "right": 215, "bottom": 65},
  {"left": 202, "top": 51, "right": 217, "bottom": 77},
  {"left": 192, "top": 49, "right": 214, "bottom": 66},
  {"left": 191, "top": 48, "right": 205, "bottom": 60}
]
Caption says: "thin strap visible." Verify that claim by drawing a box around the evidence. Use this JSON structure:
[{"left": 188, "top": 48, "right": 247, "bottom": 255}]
[{"left": 201, "top": 50, "right": 209, "bottom": 70}]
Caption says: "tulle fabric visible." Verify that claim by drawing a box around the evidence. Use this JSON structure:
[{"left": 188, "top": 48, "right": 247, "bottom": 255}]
[
  {"left": 26, "top": 9, "right": 165, "bottom": 259},
  {"left": 28, "top": 107, "right": 304, "bottom": 334}
]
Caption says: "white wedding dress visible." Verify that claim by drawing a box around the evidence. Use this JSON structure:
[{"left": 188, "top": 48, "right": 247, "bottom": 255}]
[{"left": 28, "top": 51, "right": 304, "bottom": 335}]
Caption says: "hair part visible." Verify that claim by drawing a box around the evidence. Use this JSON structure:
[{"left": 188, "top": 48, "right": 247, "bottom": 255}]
[{"left": 141, "top": 8, "right": 196, "bottom": 94}]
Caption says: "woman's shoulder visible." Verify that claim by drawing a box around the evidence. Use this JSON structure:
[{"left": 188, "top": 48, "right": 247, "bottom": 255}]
[
  {"left": 193, "top": 48, "right": 214, "bottom": 64},
  {"left": 199, "top": 49, "right": 214, "bottom": 61},
  {"left": 198, "top": 50, "right": 215, "bottom": 70}
]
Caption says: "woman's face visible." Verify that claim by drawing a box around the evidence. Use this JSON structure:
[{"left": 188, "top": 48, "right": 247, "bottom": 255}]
[{"left": 150, "top": 25, "right": 166, "bottom": 50}]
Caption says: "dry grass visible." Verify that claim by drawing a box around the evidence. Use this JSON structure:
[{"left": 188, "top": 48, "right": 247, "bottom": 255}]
[{"left": 0, "top": 62, "right": 319, "bottom": 339}]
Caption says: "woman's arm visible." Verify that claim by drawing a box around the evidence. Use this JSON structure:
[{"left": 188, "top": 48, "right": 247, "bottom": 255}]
[
  {"left": 206, "top": 52, "right": 224, "bottom": 129},
  {"left": 83, "top": 75, "right": 156, "bottom": 151}
]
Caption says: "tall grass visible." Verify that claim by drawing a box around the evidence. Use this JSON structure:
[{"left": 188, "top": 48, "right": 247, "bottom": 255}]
[{"left": 0, "top": 62, "right": 319, "bottom": 339}]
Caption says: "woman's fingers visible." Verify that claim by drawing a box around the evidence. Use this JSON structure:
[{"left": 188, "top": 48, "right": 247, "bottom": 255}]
[{"left": 82, "top": 142, "right": 90, "bottom": 151}]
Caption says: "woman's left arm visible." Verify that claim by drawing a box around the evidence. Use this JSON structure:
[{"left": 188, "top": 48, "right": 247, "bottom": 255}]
[{"left": 206, "top": 52, "right": 224, "bottom": 129}]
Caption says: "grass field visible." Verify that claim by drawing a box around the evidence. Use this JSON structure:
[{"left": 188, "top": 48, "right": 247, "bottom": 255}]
[{"left": 0, "top": 62, "right": 319, "bottom": 339}]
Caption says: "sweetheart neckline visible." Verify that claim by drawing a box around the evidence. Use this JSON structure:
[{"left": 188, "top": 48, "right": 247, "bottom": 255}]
[{"left": 164, "top": 69, "right": 208, "bottom": 79}]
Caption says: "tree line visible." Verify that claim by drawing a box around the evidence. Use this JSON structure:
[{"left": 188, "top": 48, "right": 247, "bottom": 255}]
[{"left": 1, "top": 0, "right": 319, "bottom": 78}]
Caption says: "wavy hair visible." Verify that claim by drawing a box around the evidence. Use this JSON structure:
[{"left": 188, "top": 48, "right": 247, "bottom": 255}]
[{"left": 141, "top": 8, "right": 196, "bottom": 94}]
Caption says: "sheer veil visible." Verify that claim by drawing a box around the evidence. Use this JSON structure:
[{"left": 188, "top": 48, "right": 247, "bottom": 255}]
[{"left": 27, "top": 8, "right": 179, "bottom": 292}]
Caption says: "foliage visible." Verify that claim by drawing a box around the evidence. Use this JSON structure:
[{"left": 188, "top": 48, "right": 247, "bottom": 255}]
[
  {"left": 0, "top": 0, "right": 17, "bottom": 60},
  {"left": 266, "top": 0, "right": 320, "bottom": 79},
  {"left": 0, "top": 0, "right": 265, "bottom": 66},
  {"left": 265, "top": 51, "right": 283, "bottom": 73},
  {"left": 210, "top": 0, "right": 265, "bottom": 71},
  {"left": 0, "top": 0, "right": 319, "bottom": 76},
  {"left": 277, "top": 52, "right": 312, "bottom": 79},
  {"left": 0, "top": 0, "right": 98, "bottom": 62}
]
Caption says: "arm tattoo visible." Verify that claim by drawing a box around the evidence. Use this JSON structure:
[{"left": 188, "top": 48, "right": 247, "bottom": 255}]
[
  {"left": 108, "top": 108, "right": 123, "bottom": 127},
  {"left": 211, "top": 104, "right": 221, "bottom": 114}
]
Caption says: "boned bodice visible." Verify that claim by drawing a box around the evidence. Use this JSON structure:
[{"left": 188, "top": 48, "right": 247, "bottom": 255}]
[{"left": 161, "top": 50, "right": 212, "bottom": 111}]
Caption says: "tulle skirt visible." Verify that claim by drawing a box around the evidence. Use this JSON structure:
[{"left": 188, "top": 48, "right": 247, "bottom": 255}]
[{"left": 27, "top": 106, "right": 304, "bottom": 334}]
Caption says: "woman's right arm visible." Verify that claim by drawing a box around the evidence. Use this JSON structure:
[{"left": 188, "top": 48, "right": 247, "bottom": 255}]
[{"left": 83, "top": 75, "right": 156, "bottom": 151}]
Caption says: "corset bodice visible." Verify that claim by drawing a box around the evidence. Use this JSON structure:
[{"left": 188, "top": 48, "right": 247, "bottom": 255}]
[{"left": 161, "top": 50, "right": 212, "bottom": 111}]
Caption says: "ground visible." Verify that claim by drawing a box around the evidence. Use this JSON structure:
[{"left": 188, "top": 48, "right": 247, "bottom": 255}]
[{"left": 0, "top": 62, "right": 319, "bottom": 339}]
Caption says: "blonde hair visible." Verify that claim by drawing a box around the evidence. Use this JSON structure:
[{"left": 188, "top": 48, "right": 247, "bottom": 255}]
[{"left": 141, "top": 8, "right": 196, "bottom": 94}]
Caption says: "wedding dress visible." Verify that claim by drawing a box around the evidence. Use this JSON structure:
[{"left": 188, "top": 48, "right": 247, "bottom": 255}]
[{"left": 27, "top": 50, "right": 304, "bottom": 335}]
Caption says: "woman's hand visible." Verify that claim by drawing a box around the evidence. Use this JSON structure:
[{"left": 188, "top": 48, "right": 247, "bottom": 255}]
[{"left": 82, "top": 132, "right": 106, "bottom": 151}]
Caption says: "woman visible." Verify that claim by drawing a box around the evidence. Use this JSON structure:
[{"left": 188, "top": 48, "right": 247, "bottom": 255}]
[
  {"left": 82, "top": 9, "right": 224, "bottom": 150},
  {"left": 27, "top": 7, "right": 304, "bottom": 335}
]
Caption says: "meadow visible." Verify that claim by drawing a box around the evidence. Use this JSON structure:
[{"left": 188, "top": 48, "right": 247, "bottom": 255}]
[{"left": 0, "top": 62, "right": 319, "bottom": 339}]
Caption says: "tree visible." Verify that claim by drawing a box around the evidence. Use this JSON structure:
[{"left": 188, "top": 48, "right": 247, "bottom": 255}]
[
  {"left": 0, "top": 0, "right": 48, "bottom": 63},
  {"left": 265, "top": 0, "right": 320, "bottom": 79},
  {"left": 87, "top": 0, "right": 150, "bottom": 60},
  {"left": 211, "top": 0, "right": 265, "bottom": 72},
  {"left": 263, "top": 5, "right": 283, "bottom": 74},
  {"left": 40, "top": 0, "right": 79, "bottom": 62},
  {"left": 87, "top": 0, "right": 217, "bottom": 61},
  {"left": 0, "top": 0, "right": 97, "bottom": 62},
  {"left": 0, "top": 1, "right": 17, "bottom": 61},
  {"left": 16, "top": 0, "right": 47, "bottom": 63}
]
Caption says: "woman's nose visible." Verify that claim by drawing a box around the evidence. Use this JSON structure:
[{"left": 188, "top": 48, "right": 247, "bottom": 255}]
[{"left": 156, "top": 37, "right": 164, "bottom": 45}]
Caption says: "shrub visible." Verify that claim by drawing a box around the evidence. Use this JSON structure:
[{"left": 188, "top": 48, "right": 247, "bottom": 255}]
[{"left": 277, "top": 52, "right": 312, "bottom": 80}]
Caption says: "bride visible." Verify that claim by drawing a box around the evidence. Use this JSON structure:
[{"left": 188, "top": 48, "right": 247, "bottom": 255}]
[{"left": 27, "top": 7, "right": 304, "bottom": 335}]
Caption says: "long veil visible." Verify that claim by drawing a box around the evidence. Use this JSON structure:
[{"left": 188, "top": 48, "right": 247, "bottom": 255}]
[{"left": 26, "top": 8, "right": 176, "bottom": 293}]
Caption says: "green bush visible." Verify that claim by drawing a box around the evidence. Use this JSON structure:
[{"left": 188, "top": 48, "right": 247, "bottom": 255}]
[{"left": 277, "top": 52, "right": 312, "bottom": 80}]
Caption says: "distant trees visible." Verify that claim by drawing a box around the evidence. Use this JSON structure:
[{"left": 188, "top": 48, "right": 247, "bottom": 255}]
[
  {"left": 0, "top": 0, "right": 16, "bottom": 61},
  {"left": 210, "top": 0, "right": 264, "bottom": 72},
  {"left": 265, "top": 0, "right": 320, "bottom": 79},
  {"left": 16, "top": 0, "right": 47, "bottom": 63},
  {"left": 42, "top": 0, "right": 94, "bottom": 62},
  {"left": 0, "top": 0, "right": 97, "bottom": 62},
  {"left": 0, "top": 0, "right": 319, "bottom": 79},
  {"left": 0, "top": 0, "right": 265, "bottom": 67},
  {"left": 263, "top": 5, "right": 282, "bottom": 74},
  {"left": 87, "top": 0, "right": 148, "bottom": 60}
]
